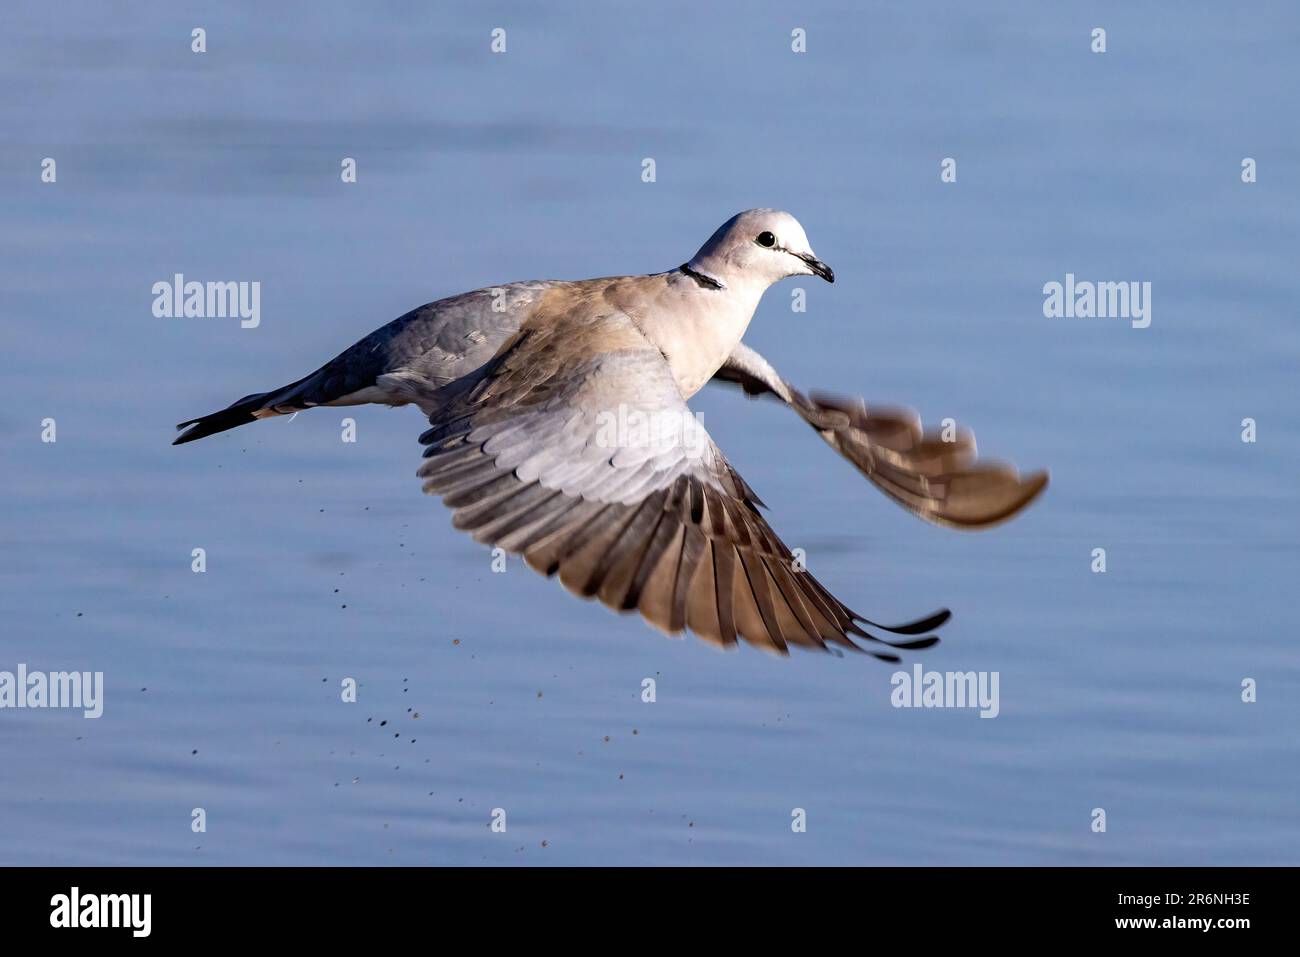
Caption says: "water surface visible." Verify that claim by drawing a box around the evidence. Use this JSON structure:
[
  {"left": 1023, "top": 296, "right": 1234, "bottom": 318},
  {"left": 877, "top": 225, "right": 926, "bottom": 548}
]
[{"left": 2, "top": 0, "right": 1297, "bottom": 865}]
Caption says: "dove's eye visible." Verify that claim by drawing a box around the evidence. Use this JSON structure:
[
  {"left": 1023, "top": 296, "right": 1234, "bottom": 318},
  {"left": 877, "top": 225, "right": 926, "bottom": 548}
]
[{"left": 755, "top": 231, "right": 776, "bottom": 248}]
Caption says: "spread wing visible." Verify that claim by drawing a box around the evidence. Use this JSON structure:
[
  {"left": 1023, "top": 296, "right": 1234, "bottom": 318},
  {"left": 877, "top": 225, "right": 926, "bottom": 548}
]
[
  {"left": 416, "top": 321, "right": 946, "bottom": 659},
  {"left": 713, "top": 346, "right": 1048, "bottom": 530}
]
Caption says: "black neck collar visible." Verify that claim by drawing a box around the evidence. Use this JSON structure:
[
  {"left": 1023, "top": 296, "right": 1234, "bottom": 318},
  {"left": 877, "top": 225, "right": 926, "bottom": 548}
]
[{"left": 679, "top": 263, "right": 724, "bottom": 290}]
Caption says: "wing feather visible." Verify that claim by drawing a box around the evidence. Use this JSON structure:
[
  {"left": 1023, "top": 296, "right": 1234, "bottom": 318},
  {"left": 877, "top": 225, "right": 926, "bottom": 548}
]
[
  {"left": 417, "top": 320, "right": 947, "bottom": 657},
  {"left": 709, "top": 344, "right": 1047, "bottom": 530}
]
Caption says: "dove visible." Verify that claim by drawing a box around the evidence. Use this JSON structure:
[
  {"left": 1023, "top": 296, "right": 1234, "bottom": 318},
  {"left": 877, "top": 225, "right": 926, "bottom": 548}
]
[{"left": 174, "top": 209, "right": 1047, "bottom": 660}]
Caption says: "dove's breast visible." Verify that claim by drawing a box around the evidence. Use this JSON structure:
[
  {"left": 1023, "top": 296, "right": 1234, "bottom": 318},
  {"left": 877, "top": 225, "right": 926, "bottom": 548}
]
[{"left": 604, "top": 272, "right": 764, "bottom": 399}]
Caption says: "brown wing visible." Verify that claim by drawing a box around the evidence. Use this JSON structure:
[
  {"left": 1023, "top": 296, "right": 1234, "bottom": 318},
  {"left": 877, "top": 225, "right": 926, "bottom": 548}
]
[
  {"left": 803, "top": 393, "right": 1049, "bottom": 529},
  {"left": 712, "top": 348, "right": 1048, "bottom": 529},
  {"left": 417, "top": 322, "right": 947, "bottom": 659}
]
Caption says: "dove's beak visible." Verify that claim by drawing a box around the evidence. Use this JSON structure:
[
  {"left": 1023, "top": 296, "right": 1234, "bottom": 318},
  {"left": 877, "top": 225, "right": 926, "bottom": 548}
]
[{"left": 797, "top": 252, "right": 835, "bottom": 284}]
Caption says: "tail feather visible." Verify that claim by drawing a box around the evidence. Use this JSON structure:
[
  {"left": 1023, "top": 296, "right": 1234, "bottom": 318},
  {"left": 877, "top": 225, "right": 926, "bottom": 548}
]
[{"left": 173, "top": 392, "right": 272, "bottom": 445}]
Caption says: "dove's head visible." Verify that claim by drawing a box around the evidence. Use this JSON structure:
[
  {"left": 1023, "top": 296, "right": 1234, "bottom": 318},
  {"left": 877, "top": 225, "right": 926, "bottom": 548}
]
[{"left": 685, "top": 209, "right": 834, "bottom": 289}]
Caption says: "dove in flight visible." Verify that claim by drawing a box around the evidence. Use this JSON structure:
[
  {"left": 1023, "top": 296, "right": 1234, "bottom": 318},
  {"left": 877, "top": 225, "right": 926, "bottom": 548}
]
[{"left": 174, "top": 209, "right": 1047, "bottom": 660}]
